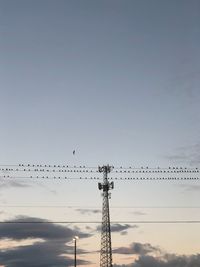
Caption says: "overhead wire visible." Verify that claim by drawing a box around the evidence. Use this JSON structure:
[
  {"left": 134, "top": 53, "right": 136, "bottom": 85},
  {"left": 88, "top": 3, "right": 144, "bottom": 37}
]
[
  {"left": 0, "top": 176, "right": 199, "bottom": 180},
  {"left": 1, "top": 205, "right": 200, "bottom": 209},
  {"left": 0, "top": 164, "right": 198, "bottom": 171},
  {"left": 114, "top": 166, "right": 199, "bottom": 170},
  {"left": 0, "top": 168, "right": 99, "bottom": 173},
  {"left": 0, "top": 220, "right": 200, "bottom": 224}
]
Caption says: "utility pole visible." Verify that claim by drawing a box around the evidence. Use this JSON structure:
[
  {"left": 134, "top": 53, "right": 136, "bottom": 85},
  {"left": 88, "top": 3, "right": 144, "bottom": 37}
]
[
  {"left": 98, "top": 165, "right": 114, "bottom": 267},
  {"left": 73, "top": 236, "right": 79, "bottom": 267}
]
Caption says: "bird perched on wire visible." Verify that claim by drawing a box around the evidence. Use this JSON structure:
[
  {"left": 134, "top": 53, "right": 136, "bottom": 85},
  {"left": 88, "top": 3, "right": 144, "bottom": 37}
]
[{"left": 73, "top": 150, "right": 75, "bottom": 155}]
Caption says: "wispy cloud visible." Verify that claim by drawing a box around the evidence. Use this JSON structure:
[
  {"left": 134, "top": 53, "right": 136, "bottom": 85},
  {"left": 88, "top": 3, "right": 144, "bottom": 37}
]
[
  {"left": 132, "top": 211, "right": 146, "bottom": 216},
  {"left": 165, "top": 143, "right": 200, "bottom": 166},
  {"left": 113, "top": 242, "right": 160, "bottom": 256},
  {"left": 167, "top": 70, "right": 200, "bottom": 103},
  {"left": 179, "top": 183, "right": 200, "bottom": 192},
  {"left": 113, "top": 241, "right": 200, "bottom": 267},
  {"left": 97, "top": 223, "right": 138, "bottom": 235},
  {"left": 114, "top": 254, "right": 200, "bottom": 267},
  {"left": 0, "top": 216, "right": 91, "bottom": 267},
  {"left": 0, "top": 180, "right": 30, "bottom": 190},
  {"left": 76, "top": 208, "right": 101, "bottom": 215},
  {"left": 111, "top": 224, "right": 138, "bottom": 233}
]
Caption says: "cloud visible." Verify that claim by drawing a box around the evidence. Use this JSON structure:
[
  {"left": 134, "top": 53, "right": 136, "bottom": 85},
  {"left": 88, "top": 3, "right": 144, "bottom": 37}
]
[
  {"left": 167, "top": 70, "right": 200, "bottom": 103},
  {"left": 113, "top": 242, "right": 159, "bottom": 256},
  {"left": 0, "top": 180, "right": 30, "bottom": 190},
  {"left": 0, "top": 240, "right": 90, "bottom": 267},
  {"left": 0, "top": 178, "right": 58, "bottom": 195},
  {"left": 0, "top": 210, "right": 5, "bottom": 215},
  {"left": 125, "top": 254, "right": 200, "bottom": 267},
  {"left": 179, "top": 184, "right": 200, "bottom": 192},
  {"left": 97, "top": 224, "right": 138, "bottom": 235},
  {"left": 0, "top": 216, "right": 91, "bottom": 267},
  {"left": 111, "top": 224, "right": 138, "bottom": 233},
  {"left": 0, "top": 216, "right": 89, "bottom": 240},
  {"left": 76, "top": 208, "right": 101, "bottom": 215},
  {"left": 132, "top": 211, "right": 146, "bottom": 216},
  {"left": 166, "top": 143, "right": 200, "bottom": 166},
  {"left": 113, "top": 242, "right": 200, "bottom": 267},
  {"left": 120, "top": 231, "right": 128, "bottom": 235}
]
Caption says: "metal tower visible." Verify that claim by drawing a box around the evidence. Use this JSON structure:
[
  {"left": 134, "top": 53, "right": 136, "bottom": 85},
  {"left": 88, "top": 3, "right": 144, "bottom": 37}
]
[{"left": 98, "top": 165, "right": 114, "bottom": 267}]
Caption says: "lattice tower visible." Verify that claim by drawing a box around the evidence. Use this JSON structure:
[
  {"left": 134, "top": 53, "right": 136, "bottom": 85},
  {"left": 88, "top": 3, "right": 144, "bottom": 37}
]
[{"left": 98, "top": 165, "right": 114, "bottom": 267}]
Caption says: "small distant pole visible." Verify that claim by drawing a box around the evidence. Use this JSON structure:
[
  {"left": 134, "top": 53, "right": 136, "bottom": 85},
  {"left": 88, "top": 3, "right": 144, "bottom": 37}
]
[
  {"left": 73, "top": 236, "right": 79, "bottom": 267},
  {"left": 98, "top": 165, "right": 114, "bottom": 267}
]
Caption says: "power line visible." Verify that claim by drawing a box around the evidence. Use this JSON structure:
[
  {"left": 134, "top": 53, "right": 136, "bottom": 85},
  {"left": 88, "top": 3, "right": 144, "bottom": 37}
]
[
  {"left": 0, "top": 164, "right": 198, "bottom": 172},
  {"left": 114, "top": 166, "right": 199, "bottom": 170},
  {"left": 0, "top": 220, "right": 200, "bottom": 224},
  {"left": 0, "top": 164, "right": 97, "bottom": 169},
  {"left": 114, "top": 170, "right": 199, "bottom": 173},
  {"left": 8, "top": 169, "right": 199, "bottom": 174},
  {"left": 1, "top": 205, "right": 200, "bottom": 209},
  {"left": 1, "top": 175, "right": 200, "bottom": 180},
  {"left": 0, "top": 168, "right": 99, "bottom": 173},
  {"left": 0, "top": 176, "right": 101, "bottom": 180}
]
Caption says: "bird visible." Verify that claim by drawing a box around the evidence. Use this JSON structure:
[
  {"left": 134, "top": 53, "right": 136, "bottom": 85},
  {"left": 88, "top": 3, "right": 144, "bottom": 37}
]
[{"left": 73, "top": 150, "right": 75, "bottom": 155}]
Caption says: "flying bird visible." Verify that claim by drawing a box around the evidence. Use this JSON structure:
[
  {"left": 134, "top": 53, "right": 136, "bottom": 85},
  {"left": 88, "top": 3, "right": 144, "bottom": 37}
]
[{"left": 73, "top": 150, "right": 75, "bottom": 155}]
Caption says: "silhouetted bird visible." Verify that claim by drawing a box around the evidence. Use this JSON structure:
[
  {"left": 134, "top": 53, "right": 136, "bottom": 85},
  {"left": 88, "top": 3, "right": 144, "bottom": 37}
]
[{"left": 73, "top": 150, "right": 75, "bottom": 155}]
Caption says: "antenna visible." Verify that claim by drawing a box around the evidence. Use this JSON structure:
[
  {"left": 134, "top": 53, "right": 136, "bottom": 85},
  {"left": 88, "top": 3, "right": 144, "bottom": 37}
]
[{"left": 98, "top": 165, "right": 114, "bottom": 267}]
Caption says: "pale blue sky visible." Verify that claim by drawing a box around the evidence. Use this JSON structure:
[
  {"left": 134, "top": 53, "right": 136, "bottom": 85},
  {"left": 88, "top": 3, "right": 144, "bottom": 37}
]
[
  {"left": 1, "top": 0, "right": 200, "bottom": 166},
  {"left": 0, "top": 1, "right": 200, "bottom": 266}
]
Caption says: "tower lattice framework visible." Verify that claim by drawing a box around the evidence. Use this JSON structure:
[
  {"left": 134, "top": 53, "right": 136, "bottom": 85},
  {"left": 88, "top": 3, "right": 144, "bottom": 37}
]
[{"left": 98, "top": 165, "right": 114, "bottom": 267}]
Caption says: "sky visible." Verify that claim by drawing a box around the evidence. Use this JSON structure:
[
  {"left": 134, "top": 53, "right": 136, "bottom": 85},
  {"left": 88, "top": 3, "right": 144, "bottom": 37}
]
[{"left": 0, "top": 0, "right": 200, "bottom": 266}]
